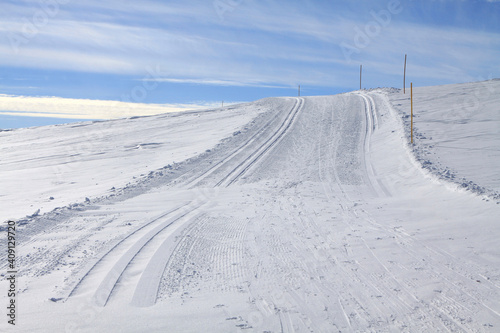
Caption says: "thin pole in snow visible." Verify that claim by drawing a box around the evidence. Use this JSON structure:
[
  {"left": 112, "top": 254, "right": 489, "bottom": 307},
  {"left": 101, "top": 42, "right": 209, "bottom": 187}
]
[
  {"left": 411, "top": 82, "right": 414, "bottom": 144},
  {"left": 222, "top": 101, "right": 224, "bottom": 108},
  {"left": 360, "top": 65, "right": 362, "bottom": 90},
  {"left": 404, "top": 54, "right": 407, "bottom": 94},
  {"left": 298, "top": 85, "right": 300, "bottom": 97}
]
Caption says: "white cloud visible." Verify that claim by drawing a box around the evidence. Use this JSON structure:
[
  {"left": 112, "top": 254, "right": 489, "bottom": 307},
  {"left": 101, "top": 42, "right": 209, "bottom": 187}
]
[
  {"left": 144, "top": 78, "right": 290, "bottom": 89},
  {"left": 0, "top": 94, "right": 211, "bottom": 120}
]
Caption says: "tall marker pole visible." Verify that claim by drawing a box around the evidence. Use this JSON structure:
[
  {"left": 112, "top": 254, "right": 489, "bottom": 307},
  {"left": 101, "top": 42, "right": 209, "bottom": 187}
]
[
  {"left": 298, "top": 85, "right": 300, "bottom": 97},
  {"left": 411, "top": 82, "right": 414, "bottom": 144},
  {"left": 404, "top": 54, "right": 407, "bottom": 94},
  {"left": 360, "top": 65, "right": 362, "bottom": 90}
]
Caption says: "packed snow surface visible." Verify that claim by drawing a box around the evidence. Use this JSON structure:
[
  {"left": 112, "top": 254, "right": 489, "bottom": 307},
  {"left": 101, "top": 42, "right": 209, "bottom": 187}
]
[
  {"left": 1, "top": 80, "right": 499, "bottom": 332},
  {"left": 389, "top": 79, "right": 500, "bottom": 198}
]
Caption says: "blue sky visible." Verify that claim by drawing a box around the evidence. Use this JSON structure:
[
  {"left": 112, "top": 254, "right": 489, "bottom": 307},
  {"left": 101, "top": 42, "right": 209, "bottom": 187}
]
[{"left": 1, "top": 0, "right": 499, "bottom": 128}]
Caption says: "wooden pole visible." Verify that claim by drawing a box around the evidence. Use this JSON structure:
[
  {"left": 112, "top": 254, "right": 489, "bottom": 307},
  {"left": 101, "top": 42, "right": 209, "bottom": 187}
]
[
  {"left": 360, "top": 65, "right": 362, "bottom": 90},
  {"left": 404, "top": 54, "right": 407, "bottom": 94},
  {"left": 411, "top": 82, "right": 414, "bottom": 144}
]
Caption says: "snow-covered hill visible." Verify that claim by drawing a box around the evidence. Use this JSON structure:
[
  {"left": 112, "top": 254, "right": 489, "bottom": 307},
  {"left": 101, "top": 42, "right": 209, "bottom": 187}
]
[
  {"left": 389, "top": 79, "right": 500, "bottom": 199},
  {"left": 0, "top": 101, "right": 271, "bottom": 220},
  {"left": 1, "top": 81, "right": 499, "bottom": 332}
]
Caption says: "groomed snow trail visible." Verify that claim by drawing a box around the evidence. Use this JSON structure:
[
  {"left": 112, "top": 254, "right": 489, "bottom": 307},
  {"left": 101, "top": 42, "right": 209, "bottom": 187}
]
[{"left": 1, "top": 91, "right": 499, "bottom": 332}]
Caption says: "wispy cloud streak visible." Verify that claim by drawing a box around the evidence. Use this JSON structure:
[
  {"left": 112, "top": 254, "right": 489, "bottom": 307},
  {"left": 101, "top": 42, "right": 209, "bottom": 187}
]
[{"left": 0, "top": 0, "right": 498, "bottom": 91}]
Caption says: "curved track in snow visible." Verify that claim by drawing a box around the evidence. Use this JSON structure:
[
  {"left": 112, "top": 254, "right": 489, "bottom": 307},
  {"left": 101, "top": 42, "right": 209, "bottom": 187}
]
[
  {"left": 3, "top": 91, "right": 499, "bottom": 332},
  {"left": 63, "top": 97, "right": 305, "bottom": 309}
]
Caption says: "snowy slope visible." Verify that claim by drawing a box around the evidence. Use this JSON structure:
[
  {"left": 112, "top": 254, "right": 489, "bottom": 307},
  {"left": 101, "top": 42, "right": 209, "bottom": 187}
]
[
  {"left": 389, "top": 79, "right": 500, "bottom": 198},
  {"left": 1, "top": 82, "right": 499, "bottom": 332},
  {"left": 0, "top": 101, "right": 277, "bottom": 220}
]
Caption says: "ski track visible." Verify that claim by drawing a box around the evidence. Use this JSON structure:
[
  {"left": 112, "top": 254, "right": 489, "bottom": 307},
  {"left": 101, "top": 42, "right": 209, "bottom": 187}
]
[
  {"left": 5, "top": 90, "right": 500, "bottom": 332},
  {"left": 91, "top": 201, "right": 207, "bottom": 307},
  {"left": 216, "top": 97, "right": 304, "bottom": 187},
  {"left": 176, "top": 98, "right": 300, "bottom": 189},
  {"left": 65, "top": 201, "right": 201, "bottom": 300},
  {"left": 61, "top": 97, "right": 305, "bottom": 309},
  {"left": 182, "top": 98, "right": 301, "bottom": 189}
]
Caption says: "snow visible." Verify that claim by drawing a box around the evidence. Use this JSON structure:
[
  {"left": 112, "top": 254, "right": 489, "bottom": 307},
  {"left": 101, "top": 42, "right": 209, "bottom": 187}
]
[
  {"left": 388, "top": 79, "right": 500, "bottom": 198},
  {"left": 0, "top": 101, "right": 270, "bottom": 220},
  {"left": 1, "top": 81, "right": 499, "bottom": 332}
]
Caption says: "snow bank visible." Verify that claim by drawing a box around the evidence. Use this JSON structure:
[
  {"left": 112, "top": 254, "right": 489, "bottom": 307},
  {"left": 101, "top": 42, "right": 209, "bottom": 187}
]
[{"left": 388, "top": 79, "right": 500, "bottom": 199}]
